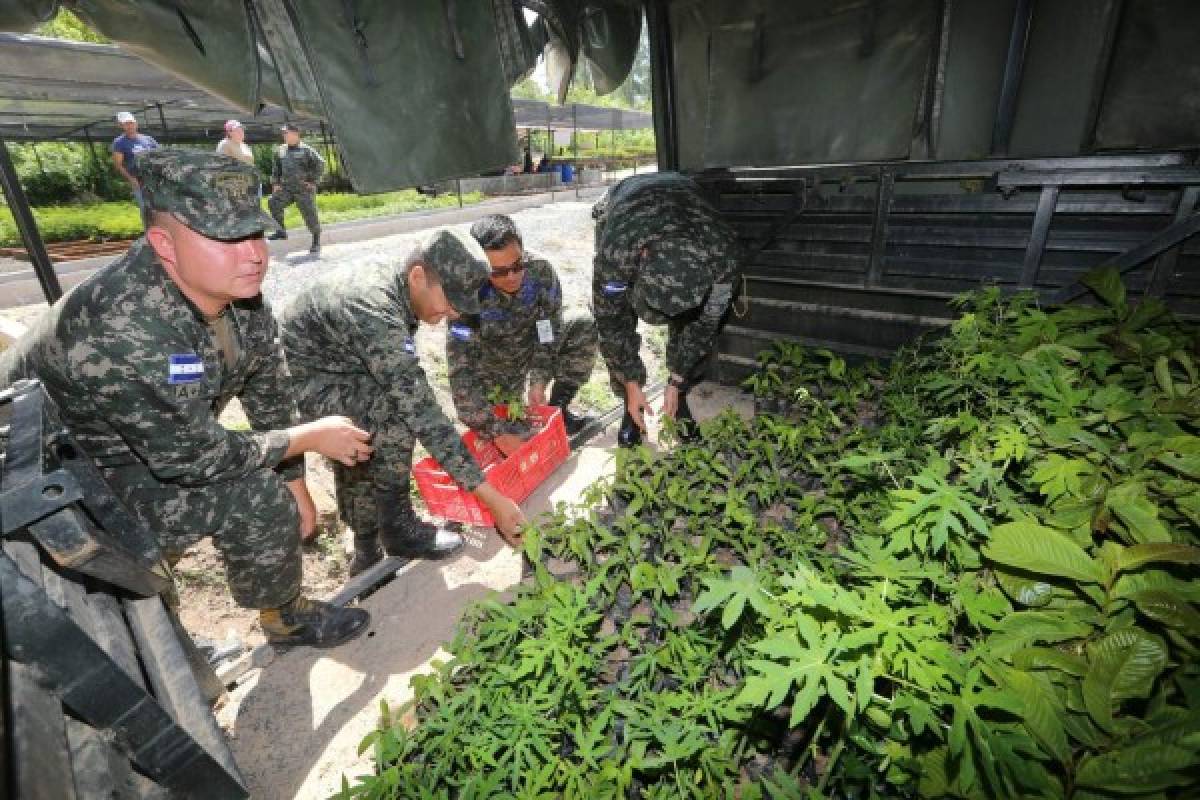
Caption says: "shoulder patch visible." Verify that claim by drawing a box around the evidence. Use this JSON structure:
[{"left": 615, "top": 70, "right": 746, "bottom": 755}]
[
  {"left": 168, "top": 353, "right": 204, "bottom": 385},
  {"left": 602, "top": 281, "right": 628, "bottom": 296},
  {"left": 449, "top": 322, "right": 473, "bottom": 341},
  {"left": 403, "top": 337, "right": 416, "bottom": 355}
]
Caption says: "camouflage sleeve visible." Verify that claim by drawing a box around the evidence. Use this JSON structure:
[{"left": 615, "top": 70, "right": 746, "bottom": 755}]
[
  {"left": 665, "top": 256, "right": 741, "bottom": 379},
  {"left": 271, "top": 150, "right": 282, "bottom": 184},
  {"left": 238, "top": 314, "right": 305, "bottom": 482},
  {"left": 528, "top": 263, "right": 564, "bottom": 388},
  {"left": 357, "top": 312, "right": 486, "bottom": 489},
  {"left": 446, "top": 317, "right": 501, "bottom": 439},
  {"left": 80, "top": 339, "right": 292, "bottom": 487},
  {"left": 592, "top": 253, "right": 646, "bottom": 386}
]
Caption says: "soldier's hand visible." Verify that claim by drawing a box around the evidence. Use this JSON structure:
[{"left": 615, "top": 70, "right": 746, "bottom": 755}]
[
  {"left": 527, "top": 384, "right": 547, "bottom": 407},
  {"left": 493, "top": 434, "right": 525, "bottom": 458},
  {"left": 272, "top": 183, "right": 281, "bottom": 193},
  {"left": 624, "top": 381, "right": 651, "bottom": 432},
  {"left": 474, "top": 483, "right": 525, "bottom": 546},
  {"left": 662, "top": 385, "right": 680, "bottom": 419},
  {"left": 289, "top": 416, "right": 373, "bottom": 466}
]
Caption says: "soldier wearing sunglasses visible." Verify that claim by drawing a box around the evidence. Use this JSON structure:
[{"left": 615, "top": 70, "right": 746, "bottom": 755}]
[{"left": 448, "top": 215, "right": 599, "bottom": 457}]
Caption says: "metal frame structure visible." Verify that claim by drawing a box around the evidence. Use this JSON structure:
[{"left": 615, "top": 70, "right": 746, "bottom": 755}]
[{"left": 0, "top": 380, "right": 247, "bottom": 798}]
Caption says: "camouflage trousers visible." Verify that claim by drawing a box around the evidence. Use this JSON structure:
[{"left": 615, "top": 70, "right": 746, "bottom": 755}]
[
  {"left": 290, "top": 373, "right": 422, "bottom": 543},
  {"left": 268, "top": 184, "right": 321, "bottom": 235},
  {"left": 103, "top": 465, "right": 302, "bottom": 609},
  {"left": 479, "top": 308, "right": 598, "bottom": 397}
]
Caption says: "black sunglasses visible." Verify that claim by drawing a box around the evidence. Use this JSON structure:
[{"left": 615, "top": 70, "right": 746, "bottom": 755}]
[{"left": 490, "top": 260, "right": 526, "bottom": 279}]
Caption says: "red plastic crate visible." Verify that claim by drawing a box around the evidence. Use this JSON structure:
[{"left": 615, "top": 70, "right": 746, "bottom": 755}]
[{"left": 413, "top": 405, "right": 569, "bottom": 526}]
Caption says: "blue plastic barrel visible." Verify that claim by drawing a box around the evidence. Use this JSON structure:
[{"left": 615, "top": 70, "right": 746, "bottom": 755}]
[{"left": 560, "top": 163, "right": 574, "bottom": 183}]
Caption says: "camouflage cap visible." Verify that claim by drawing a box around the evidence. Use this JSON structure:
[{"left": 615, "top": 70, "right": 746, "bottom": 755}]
[
  {"left": 631, "top": 237, "right": 717, "bottom": 318},
  {"left": 139, "top": 149, "right": 279, "bottom": 241},
  {"left": 418, "top": 229, "right": 489, "bottom": 315}
]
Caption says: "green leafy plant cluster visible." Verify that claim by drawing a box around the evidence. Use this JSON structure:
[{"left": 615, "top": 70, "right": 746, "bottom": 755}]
[{"left": 344, "top": 267, "right": 1199, "bottom": 799}]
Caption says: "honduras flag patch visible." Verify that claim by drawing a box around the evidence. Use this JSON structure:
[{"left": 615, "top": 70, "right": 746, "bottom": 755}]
[
  {"left": 168, "top": 353, "right": 204, "bottom": 384},
  {"left": 602, "top": 281, "right": 628, "bottom": 296},
  {"left": 449, "top": 322, "right": 473, "bottom": 341},
  {"left": 403, "top": 337, "right": 416, "bottom": 354}
]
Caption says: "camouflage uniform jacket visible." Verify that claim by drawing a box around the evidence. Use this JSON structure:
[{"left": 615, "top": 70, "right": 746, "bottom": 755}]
[
  {"left": 278, "top": 262, "right": 486, "bottom": 489},
  {"left": 446, "top": 253, "right": 563, "bottom": 438},
  {"left": 0, "top": 240, "right": 304, "bottom": 486},
  {"left": 592, "top": 172, "right": 742, "bottom": 386},
  {"left": 271, "top": 142, "right": 325, "bottom": 189}
]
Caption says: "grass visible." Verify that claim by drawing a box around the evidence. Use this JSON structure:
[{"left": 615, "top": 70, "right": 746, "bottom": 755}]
[{"left": 0, "top": 189, "right": 486, "bottom": 247}]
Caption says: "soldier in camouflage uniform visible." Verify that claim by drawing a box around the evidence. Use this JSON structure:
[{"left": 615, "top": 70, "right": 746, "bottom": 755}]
[
  {"left": 0, "top": 149, "right": 372, "bottom": 648},
  {"left": 278, "top": 230, "right": 527, "bottom": 577},
  {"left": 267, "top": 123, "right": 325, "bottom": 254},
  {"left": 448, "top": 214, "right": 598, "bottom": 454},
  {"left": 591, "top": 171, "right": 743, "bottom": 446}
]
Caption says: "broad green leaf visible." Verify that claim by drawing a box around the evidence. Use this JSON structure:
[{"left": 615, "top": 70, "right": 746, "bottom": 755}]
[
  {"left": 1124, "top": 297, "right": 1168, "bottom": 332},
  {"left": 994, "top": 569, "right": 1055, "bottom": 607},
  {"left": 1001, "top": 668, "right": 1069, "bottom": 763},
  {"left": 1157, "top": 452, "right": 1200, "bottom": 480},
  {"left": 1080, "top": 265, "right": 1125, "bottom": 309},
  {"left": 1117, "top": 543, "right": 1200, "bottom": 573},
  {"left": 1129, "top": 590, "right": 1200, "bottom": 636},
  {"left": 1031, "top": 454, "right": 1092, "bottom": 503},
  {"left": 1076, "top": 743, "right": 1194, "bottom": 794},
  {"left": 983, "top": 520, "right": 1104, "bottom": 584},
  {"left": 988, "top": 611, "right": 1095, "bottom": 658},
  {"left": 1106, "top": 482, "right": 1172, "bottom": 544},
  {"left": 1082, "top": 628, "right": 1169, "bottom": 733},
  {"left": 1011, "top": 647, "right": 1088, "bottom": 676},
  {"left": 1155, "top": 356, "right": 1176, "bottom": 398}
]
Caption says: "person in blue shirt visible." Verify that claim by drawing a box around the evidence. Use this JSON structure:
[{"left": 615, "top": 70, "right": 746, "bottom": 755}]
[{"left": 111, "top": 111, "right": 160, "bottom": 221}]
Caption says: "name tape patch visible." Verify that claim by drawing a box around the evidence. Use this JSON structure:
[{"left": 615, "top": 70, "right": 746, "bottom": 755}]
[
  {"left": 449, "top": 322, "right": 473, "bottom": 341},
  {"left": 536, "top": 318, "right": 555, "bottom": 344},
  {"left": 168, "top": 353, "right": 204, "bottom": 385},
  {"left": 602, "top": 281, "right": 628, "bottom": 296}
]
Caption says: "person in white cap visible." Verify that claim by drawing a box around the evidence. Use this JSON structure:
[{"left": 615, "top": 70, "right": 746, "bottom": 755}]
[
  {"left": 215, "top": 119, "right": 255, "bottom": 165},
  {"left": 216, "top": 120, "right": 260, "bottom": 198},
  {"left": 111, "top": 111, "right": 159, "bottom": 220}
]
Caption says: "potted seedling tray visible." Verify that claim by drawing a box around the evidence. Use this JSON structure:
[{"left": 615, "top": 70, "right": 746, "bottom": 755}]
[{"left": 413, "top": 404, "right": 568, "bottom": 526}]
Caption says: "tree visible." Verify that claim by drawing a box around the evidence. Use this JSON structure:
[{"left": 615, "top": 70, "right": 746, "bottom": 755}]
[{"left": 35, "top": 9, "right": 108, "bottom": 43}]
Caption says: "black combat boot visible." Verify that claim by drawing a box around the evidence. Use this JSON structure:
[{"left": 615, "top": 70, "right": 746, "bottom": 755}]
[
  {"left": 309, "top": 231, "right": 321, "bottom": 254},
  {"left": 548, "top": 381, "right": 598, "bottom": 436},
  {"left": 260, "top": 595, "right": 370, "bottom": 648},
  {"left": 674, "top": 389, "right": 700, "bottom": 443},
  {"left": 617, "top": 410, "right": 642, "bottom": 448},
  {"left": 376, "top": 487, "right": 465, "bottom": 560},
  {"left": 347, "top": 531, "right": 382, "bottom": 578}
]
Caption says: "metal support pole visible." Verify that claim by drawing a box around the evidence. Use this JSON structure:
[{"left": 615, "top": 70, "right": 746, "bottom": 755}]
[
  {"left": 456, "top": 178, "right": 463, "bottom": 208},
  {"left": 865, "top": 167, "right": 895, "bottom": 287},
  {"left": 990, "top": 0, "right": 1034, "bottom": 156},
  {"left": 155, "top": 103, "right": 170, "bottom": 145},
  {"left": 645, "top": 0, "right": 680, "bottom": 171},
  {"left": 1147, "top": 185, "right": 1200, "bottom": 297},
  {"left": 0, "top": 139, "right": 62, "bottom": 303},
  {"left": 1019, "top": 185, "right": 1059, "bottom": 288}
]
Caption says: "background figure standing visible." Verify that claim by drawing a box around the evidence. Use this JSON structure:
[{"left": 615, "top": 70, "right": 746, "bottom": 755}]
[
  {"left": 268, "top": 123, "right": 325, "bottom": 254},
  {"left": 215, "top": 119, "right": 258, "bottom": 197},
  {"left": 111, "top": 110, "right": 159, "bottom": 222},
  {"left": 216, "top": 119, "right": 254, "bottom": 164}
]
